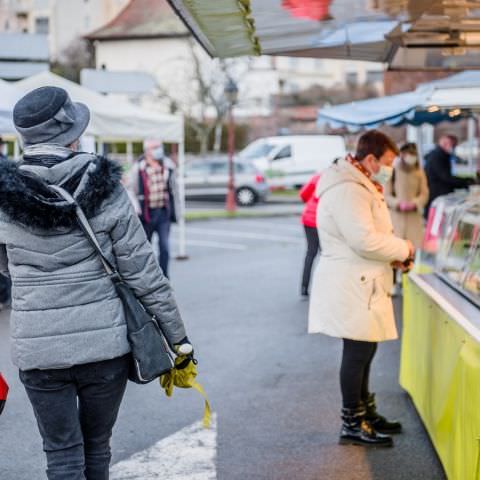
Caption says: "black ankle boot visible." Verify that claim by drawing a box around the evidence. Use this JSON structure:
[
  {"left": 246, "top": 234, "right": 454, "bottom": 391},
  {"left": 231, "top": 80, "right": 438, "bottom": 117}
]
[
  {"left": 339, "top": 404, "right": 393, "bottom": 447},
  {"left": 365, "top": 393, "right": 402, "bottom": 434}
]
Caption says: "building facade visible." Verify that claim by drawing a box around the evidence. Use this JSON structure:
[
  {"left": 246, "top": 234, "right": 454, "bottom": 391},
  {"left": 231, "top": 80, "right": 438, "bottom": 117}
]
[{"left": 0, "top": 0, "right": 128, "bottom": 60}]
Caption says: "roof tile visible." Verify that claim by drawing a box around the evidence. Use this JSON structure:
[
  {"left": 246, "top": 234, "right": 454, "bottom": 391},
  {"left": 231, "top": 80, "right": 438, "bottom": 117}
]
[{"left": 86, "top": 0, "right": 188, "bottom": 40}]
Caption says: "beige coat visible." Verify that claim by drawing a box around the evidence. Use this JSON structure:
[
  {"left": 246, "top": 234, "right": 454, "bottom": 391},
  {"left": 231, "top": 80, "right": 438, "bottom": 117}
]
[
  {"left": 384, "top": 166, "right": 429, "bottom": 247},
  {"left": 308, "top": 159, "right": 410, "bottom": 342}
]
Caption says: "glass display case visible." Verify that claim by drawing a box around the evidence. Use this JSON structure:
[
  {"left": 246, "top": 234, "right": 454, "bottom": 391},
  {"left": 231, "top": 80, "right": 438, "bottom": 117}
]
[{"left": 432, "top": 191, "right": 480, "bottom": 308}]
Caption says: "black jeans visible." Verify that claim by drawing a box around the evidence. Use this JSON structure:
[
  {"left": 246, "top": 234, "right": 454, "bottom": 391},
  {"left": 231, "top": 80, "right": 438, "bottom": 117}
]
[
  {"left": 142, "top": 207, "right": 171, "bottom": 277},
  {"left": 340, "top": 339, "right": 378, "bottom": 409},
  {"left": 20, "top": 355, "right": 129, "bottom": 480},
  {"left": 301, "top": 225, "right": 320, "bottom": 291}
]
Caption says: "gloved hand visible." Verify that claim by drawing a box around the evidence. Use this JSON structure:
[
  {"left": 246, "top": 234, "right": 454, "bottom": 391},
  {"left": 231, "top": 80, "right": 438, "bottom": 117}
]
[
  {"left": 174, "top": 336, "right": 194, "bottom": 357},
  {"left": 399, "top": 201, "right": 417, "bottom": 212}
]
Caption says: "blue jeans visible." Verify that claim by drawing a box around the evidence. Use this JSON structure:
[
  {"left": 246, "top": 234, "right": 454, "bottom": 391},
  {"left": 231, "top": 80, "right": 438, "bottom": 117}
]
[
  {"left": 20, "top": 355, "right": 129, "bottom": 480},
  {"left": 142, "top": 207, "right": 171, "bottom": 277}
]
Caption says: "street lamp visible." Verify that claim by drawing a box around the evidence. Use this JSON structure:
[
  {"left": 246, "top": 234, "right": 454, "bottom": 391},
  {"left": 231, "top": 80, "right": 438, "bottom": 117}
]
[{"left": 224, "top": 78, "right": 238, "bottom": 213}]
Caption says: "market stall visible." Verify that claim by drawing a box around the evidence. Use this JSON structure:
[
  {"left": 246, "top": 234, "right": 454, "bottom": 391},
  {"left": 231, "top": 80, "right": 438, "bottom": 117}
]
[
  {"left": 401, "top": 191, "right": 480, "bottom": 480},
  {"left": 317, "top": 71, "right": 480, "bottom": 173}
]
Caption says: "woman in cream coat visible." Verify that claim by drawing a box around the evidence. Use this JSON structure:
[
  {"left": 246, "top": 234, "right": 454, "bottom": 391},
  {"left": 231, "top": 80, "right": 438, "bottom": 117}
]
[{"left": 308, "top": 130, "right": 414, "bottom": 448}]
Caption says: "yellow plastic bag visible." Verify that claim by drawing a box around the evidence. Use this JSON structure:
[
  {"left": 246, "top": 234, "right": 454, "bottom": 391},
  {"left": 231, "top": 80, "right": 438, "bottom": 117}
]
[{"left": 159, "top": 355, "right": 211, "bottom": 428}]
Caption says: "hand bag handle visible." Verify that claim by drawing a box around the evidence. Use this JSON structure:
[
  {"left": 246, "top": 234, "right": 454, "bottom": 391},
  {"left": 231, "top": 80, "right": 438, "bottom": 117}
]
[{"left": 48, "top": 185, "right": 117, "bottom": 277}]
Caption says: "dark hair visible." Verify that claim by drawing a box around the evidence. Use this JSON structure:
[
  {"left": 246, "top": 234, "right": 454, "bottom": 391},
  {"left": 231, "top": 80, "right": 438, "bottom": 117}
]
[
  {"left": 447, "top": 134, "right": 458, "bottom": 147},
  {"left": 355, "top": 130, "right": 399, "bottom": 161},
  {"left": 400, "top": 142, "right": 418, "bottom": 155}
]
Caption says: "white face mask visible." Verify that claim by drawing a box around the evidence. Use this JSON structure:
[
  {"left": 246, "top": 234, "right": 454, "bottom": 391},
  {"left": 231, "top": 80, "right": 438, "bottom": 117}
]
[
  {"left": 372, "top": 164, "right": 394, "bottom": 185},
  {"left": 404, "top": 154, "right": 417, "bottom": 166}
]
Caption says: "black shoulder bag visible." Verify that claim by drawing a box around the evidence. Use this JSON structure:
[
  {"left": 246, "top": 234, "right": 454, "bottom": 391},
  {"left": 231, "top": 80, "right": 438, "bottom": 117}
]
[{"left": 49, "top": 185, "right": 174, "bottom": 384}]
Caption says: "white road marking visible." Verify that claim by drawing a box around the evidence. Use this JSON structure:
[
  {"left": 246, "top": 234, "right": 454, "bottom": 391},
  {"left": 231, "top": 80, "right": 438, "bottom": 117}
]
[
  {"left": 111, "top": 415, "right": 217, "bottom": 480},
  {"left": 232, "top": 220, "right": 303, "bottom": 234},
  {"left": 184, "top": 240, "right": 247, "bottom": 251},
  {"left": 186, "top": 227, "right": 303, "bottom": 245}
]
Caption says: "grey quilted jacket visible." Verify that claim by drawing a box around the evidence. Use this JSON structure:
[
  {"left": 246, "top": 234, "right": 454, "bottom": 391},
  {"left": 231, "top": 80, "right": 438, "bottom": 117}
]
[{"left": 0, "top": 149, "right": 187, "bottom": 371}]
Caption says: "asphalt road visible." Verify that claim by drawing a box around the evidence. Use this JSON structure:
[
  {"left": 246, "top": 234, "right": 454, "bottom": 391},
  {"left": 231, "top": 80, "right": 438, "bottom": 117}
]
[{"left": 0, "top": 216, "right": 446, "bottom": 479}]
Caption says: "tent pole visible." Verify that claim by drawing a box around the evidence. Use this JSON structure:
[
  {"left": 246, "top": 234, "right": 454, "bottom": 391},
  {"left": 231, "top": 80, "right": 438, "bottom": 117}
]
[
  {"left": 13, "top": 139, "right": 20, "bottom": 160},
  {"left": 416, "top": 126, "right": 424, "bottom": 167},
  {"left": 467, "top": 116, "right": 476, "bottom": 174},
  {"left": 406, "top": 124, "right": 417, "bottom": 143},
  {"left": 176, "top": 129, "right": 188, "bottom": 260},
  {"left": 126, "top": 141, "right": 133, "bottom": 165}
]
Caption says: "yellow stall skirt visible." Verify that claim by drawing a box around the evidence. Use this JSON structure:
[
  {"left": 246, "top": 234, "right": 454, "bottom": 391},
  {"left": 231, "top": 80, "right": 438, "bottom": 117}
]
[{"left": 400, "top": 275, "right": 480, "bottom": 480}]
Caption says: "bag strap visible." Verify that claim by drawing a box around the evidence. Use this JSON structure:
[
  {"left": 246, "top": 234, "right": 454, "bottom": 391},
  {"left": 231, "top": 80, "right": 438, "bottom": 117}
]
[{"left": 48, "top": 185, "right": 117, "bottom": 277}]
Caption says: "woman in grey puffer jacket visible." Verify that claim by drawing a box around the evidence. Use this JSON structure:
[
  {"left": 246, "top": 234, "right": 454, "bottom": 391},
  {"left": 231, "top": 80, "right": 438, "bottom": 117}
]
[{"left": 0, "top": 86, "right": 191, "bottom": 480}]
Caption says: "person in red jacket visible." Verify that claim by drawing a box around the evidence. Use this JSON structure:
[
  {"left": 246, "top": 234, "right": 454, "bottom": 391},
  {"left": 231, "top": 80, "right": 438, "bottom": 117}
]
[
  {"left": 0, "top": 373, "right": 8, "bottom": 416},
  {"left": 300, "top": 173, "right": 321, "bottom": 296}
]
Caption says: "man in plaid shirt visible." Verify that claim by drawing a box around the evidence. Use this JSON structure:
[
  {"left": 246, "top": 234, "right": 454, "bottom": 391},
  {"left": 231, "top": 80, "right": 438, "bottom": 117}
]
[{"left": 128, "top": 139, "right": 180, "bottom": 278}]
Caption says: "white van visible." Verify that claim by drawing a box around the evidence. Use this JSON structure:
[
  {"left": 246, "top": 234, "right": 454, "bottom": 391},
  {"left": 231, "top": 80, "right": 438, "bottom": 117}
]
[{"left": 238, "top": 135, "right": 346, "bottom": 188}]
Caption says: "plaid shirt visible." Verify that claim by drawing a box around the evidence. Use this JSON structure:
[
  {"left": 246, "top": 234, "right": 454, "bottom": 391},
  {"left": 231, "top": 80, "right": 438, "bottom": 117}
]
[
  {"left": 145, "top": 164, "right": 169, "bottom": 209},
  {"left": 347, "top": 154, "right": 384, "bottom": 194}
]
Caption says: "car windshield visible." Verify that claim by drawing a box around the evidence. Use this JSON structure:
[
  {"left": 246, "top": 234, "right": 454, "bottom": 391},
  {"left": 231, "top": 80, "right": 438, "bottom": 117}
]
[{"left": 239, "top": 141, "right": 276, "bottom": 160}]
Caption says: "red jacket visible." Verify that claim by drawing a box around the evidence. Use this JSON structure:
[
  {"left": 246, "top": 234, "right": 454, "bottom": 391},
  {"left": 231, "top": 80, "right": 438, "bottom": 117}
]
[
  {"left": 0, "top": 373, "right": 8, "bottom": 416},
  {"left": 300, "top": 174, "right": 321, "bottom": 227}
]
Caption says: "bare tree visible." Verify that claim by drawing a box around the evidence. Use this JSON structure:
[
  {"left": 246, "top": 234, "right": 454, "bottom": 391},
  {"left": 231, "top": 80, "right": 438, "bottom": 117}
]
[
  {"left": 154, "top": 39, "right": 249, "bottom": 155},
  {"left": 52, "top": 38, "right": 94, "bottom": 83}
]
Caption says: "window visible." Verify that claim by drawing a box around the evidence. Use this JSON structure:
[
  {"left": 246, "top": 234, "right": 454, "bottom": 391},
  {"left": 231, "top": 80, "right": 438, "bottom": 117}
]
[
  {"left": 186, "top": 163, "right": 210, "bottom": 177},
  {"left": 237, "top": 163, "right": 257, "bottom": 174},
  {"left": 273, "top": 145, "right": 292, "bottom": 161},
  {"left": 239, "top": 142, "right": 275, "bottom": 160},
  {"left": 346, "top": 72, "right": 358, "bottom": 86},
  {"left": 366, "top": 70, "right": 384, "bottom": 84},
  {"left": 35, "top": 16, "right": 49, "bottom": 34},
  {"left": 210, "top": 163, "right": 228, "bottom": 175}
]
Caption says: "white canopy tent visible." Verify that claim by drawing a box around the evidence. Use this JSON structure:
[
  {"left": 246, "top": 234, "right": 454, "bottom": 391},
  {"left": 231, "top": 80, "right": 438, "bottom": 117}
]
[
  {"left": 15, "top": 72, "right": 183, "bottom": 143},
  {"left": 12, "top": 71, "right": 187, "bottom": 258},
  {"left": 0, "top": 79, "right": 23, "bottom": 135}
]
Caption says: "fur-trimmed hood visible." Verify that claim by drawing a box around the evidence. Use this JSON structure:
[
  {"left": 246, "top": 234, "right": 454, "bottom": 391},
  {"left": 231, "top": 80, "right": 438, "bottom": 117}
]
[{"left": 0, "top": 153, "right": 122, "bottom": 230}]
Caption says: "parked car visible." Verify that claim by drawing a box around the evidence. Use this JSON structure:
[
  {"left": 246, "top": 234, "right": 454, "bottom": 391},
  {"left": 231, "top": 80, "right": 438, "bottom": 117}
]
[
  {"left": 184, "top": 159, "right": 269, "bottom": 206},
  {"left": 237, "top": 135, "right": 346, "bottom": 189}
]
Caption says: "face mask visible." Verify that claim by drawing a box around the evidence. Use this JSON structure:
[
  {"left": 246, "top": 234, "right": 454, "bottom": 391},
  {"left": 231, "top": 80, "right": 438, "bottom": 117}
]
[
  {"left": 372, "top": 164, "right": 394, "bottom": 185},
  {"left": 404, "top": 154, "right": 417, "bottom": 166},
  {"left": 152, "top": 146, "right": 164, "bottom": 161}
]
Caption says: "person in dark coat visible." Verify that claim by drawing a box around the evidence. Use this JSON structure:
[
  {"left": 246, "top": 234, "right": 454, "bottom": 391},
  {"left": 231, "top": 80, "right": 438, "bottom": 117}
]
[{"left": 424, "top": 135, "right": 475, "bottom": 217}]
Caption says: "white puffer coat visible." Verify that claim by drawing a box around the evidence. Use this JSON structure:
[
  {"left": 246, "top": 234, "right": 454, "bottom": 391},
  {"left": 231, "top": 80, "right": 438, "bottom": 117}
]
[{"left": 308, "top": 159, "right": 410, "bottom": 342}]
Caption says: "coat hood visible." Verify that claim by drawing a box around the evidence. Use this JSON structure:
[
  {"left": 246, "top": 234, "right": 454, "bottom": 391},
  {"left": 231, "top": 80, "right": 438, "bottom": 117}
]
[
  {"left": 316, "top": 158, "right": 380, "bottom": 199},
  {"left": 0, "top": 153, "right": 122, "bottom": 230}
]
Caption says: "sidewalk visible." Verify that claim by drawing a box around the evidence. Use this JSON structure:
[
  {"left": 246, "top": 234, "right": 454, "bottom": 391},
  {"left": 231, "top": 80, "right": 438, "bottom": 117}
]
[{"left": 186, "top": 194, "right": 303, "bottom": 220}]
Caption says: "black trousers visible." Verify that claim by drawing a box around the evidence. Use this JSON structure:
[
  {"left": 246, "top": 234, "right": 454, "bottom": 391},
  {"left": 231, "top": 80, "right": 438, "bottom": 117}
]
[
  {"left": 340, "top": 339, "right": 378, "bottom": 409},
  {"left": 301, "top": 225, "right": 320, "bottom": 291}
]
